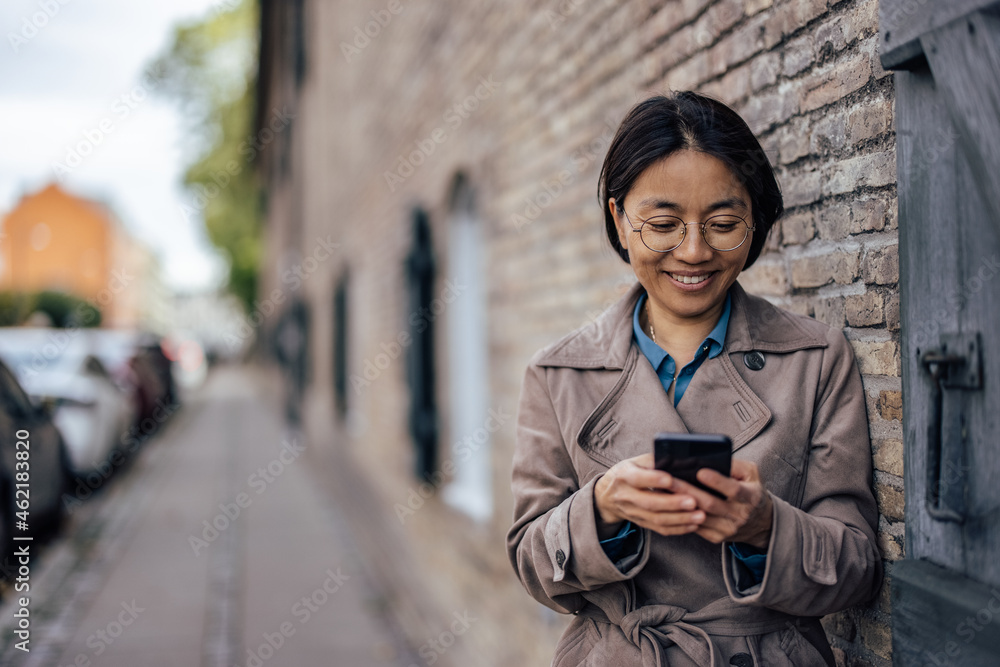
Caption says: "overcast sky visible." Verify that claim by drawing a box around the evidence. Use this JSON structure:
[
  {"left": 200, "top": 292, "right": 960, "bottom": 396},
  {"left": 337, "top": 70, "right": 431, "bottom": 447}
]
[{"left": 0, "top": 0, "right": 234, "bottom": 293}]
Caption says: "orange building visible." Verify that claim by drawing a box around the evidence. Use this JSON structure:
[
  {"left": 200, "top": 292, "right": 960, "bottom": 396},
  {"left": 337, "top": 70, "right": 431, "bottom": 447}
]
[{"left": 0, "top": 183, "right": 166, "bottom": 329}]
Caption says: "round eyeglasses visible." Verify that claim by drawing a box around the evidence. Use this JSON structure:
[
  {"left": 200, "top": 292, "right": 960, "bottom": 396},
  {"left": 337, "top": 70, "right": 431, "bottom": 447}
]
[{"left": 622, "top": 208, "right": 755, "bottom": 253}]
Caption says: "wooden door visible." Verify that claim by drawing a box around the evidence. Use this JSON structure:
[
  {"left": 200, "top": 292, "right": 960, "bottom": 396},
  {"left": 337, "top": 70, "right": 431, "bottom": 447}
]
[{"left": 881, "top": 2, "right": 1000, "bottom": 665}]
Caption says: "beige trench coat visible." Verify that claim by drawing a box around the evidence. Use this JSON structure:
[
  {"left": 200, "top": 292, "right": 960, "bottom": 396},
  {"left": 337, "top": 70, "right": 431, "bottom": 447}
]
[{"left": 506, "top": 282, "right": 882, "bottom": 667}]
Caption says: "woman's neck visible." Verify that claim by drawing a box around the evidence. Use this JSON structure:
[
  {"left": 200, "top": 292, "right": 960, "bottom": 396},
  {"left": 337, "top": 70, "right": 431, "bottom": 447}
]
[{"left": 643, "top": 295, "right": 725, "bottom": 368}]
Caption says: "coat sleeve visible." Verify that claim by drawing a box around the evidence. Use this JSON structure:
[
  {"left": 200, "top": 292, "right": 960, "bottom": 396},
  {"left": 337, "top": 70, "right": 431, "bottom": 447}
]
[
  {"left": 506, "top": 357, "right": 650, "bottom": 614},
  {"left": 723, "top": 327, "right": 883, "bottom": 615}
]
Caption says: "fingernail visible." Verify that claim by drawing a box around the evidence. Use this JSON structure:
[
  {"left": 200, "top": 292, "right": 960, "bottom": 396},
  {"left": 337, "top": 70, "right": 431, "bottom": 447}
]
[{"left": 682, "top": 499, "right": 695, "bottom": 509}]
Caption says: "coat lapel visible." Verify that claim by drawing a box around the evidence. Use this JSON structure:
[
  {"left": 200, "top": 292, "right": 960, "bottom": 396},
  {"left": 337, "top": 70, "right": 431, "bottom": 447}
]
[
  {"left": 537, "top": 280, "right": 828, "bottom": 465},
  {"left": 675, "top": 352, "right": 771, "bottom": 451},
  {"left": 576, "top": 343, "right": 690, "bottom": 467}
]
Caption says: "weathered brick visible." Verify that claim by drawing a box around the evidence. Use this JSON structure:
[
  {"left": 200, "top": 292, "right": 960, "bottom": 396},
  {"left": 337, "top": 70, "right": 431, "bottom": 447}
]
[
  {"left": 847, "top": 97, "right": 893, "bottom": 144},
  {"left": 850, "top": 339, "right": 900, "bottom": 375},
  {"left": 745, "top": 0, "right": 773, "bottom": 16},
  {"left": 872, "top": 438, "right": 903, "bottom": 477},
  {"left": 822, "top": 611, "right": 857, "bottom": 642},
  {"left": 749, "top": 51, "right": 780, "bottom": 90},
  {"left": 781, "top": 211, "right": 815, "bottom": 245},
  {"left": 801, "top": 52, "right": 872, "bottom": 112},
  {"left": 783, "top": 168, "right": 822, "bottom": 208},
  {"left": 815, "top": 14, "right": 856, "bottom": 60},
  {"left": 857, "top": 614, "right": 893, "bottom": 660},
  {"left": 878, "top": 523, "right": 904, "bottom": 561},
  {"left": 777, "top": 116, "right": 812, "bottom": 164},
  {"left": 877, "top": 389, "right": 902, "bottom": 421},
  {"left": 846, "top": 291, "right": 884, "bottom": 326},
  {"left": 784, "top": 0, "right": 828, "bottom": 31},
  {"left": 851, "top": 197, "right": 887, "bottom": 232},
  {"left": 876, "top": 480, "right": 905, "bottom": 521},
  {"left": 782, "top": 34, "right": 813, "bottom": 76},
  {"left": 739, "top": 89, "right": 799, "bottom": 134},
  {"left": 824, "top": 150, "right": 896, "bottom": 195},
  {"left": 863, "top": 244, "right": 899, "bottom": 285},
  {"left": 741, "top": 259, "right": 788, "bottom": 296},
  {"left": 814, "top": 296, "right": 845, "bottom": 327},
  {"left": 791, "top": 250, "right": 860, "bottom": 288},
  {"left": 885, "top": 291, "right": 900, "bottom": 331},
  {"left": 817, "top": 203, "right": 852, "bottom": 240},
  {"left": 811, "top": 110, "right": 848, "bottom": 155}
]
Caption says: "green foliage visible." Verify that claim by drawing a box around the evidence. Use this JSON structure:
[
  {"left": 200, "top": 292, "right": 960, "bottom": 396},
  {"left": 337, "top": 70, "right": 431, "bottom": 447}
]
[
  {"left": 0, "top": 291, "right": 101, "bottom": 328},
  {"left": 0, "top": 291, "right": 33, "bottom": 327},
  {"left": 152, "top": 0, "right": 261, "bottom": 312}
]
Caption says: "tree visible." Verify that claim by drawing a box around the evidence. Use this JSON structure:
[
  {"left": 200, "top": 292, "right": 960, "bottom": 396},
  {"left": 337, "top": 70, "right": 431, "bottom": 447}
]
[{"left": 151, "top": 0, "right": 261, "bottom": 312}]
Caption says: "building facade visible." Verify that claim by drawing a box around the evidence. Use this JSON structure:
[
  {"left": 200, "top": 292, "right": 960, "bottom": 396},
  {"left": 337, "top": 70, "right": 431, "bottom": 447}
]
[
  {"left": 0, "top": 183, "right": 170, "bottom": 331},
  {"left": 257, "top": 1, "right": 901, "bottom": 664}
]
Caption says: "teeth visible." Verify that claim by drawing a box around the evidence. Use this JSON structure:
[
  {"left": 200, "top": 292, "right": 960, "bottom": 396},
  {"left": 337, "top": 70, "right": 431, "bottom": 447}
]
[{"left": 670, "top": 273, "right": 710, "bottom": 284}]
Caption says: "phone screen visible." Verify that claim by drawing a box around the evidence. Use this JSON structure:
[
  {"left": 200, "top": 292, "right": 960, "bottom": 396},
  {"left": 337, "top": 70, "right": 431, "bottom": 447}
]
[{"left": 654, "top": 433, "right": 732, "bottom": 499}]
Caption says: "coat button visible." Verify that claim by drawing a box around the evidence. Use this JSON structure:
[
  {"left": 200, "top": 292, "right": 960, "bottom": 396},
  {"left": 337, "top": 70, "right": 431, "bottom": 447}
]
[
  {"left": 555, "top": 549, "right": 566, "bottom": 568},
  {"left": 743, "top": 351, "right": 765, "bottom": 371},
  {"left": 729, "top": 653, "right": 753, "bottom": 667}
]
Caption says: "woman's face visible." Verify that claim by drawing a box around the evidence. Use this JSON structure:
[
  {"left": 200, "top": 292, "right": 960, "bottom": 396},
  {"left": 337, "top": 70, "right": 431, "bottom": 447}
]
[{"left": 610, "top": 149, "right": 753, "bottom": 323}]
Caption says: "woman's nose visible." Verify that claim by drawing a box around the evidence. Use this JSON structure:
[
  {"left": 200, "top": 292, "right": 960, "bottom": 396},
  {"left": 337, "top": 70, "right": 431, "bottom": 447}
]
[{"left": 671, "top": 223, "right": 714, "bottom": 263}]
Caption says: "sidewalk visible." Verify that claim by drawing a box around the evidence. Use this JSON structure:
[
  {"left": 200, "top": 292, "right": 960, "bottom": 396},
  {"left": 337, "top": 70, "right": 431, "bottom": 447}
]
[{"left": 0, "top": 364, "right": 415, "bottom": 666}]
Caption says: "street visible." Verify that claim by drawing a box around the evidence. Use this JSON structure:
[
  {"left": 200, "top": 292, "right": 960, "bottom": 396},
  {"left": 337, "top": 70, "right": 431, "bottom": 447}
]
[{"left": 0, "top": 364, "right": 415, "bottom": 667}]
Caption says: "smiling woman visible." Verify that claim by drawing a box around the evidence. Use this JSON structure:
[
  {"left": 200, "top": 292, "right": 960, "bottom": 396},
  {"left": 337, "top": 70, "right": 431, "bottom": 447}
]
[{"left": 506, "top": 92, "right": 882, "bottom": 667}]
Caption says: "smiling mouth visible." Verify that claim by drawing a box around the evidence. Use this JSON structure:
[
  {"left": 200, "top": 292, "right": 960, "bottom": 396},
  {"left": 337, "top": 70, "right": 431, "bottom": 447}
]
[{"left": 668, "top": 272, "right": 714, "bottom": 285}]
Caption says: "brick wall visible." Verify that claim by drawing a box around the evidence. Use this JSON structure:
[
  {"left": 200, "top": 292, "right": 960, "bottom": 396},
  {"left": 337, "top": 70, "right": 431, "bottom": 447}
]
[{"left": 261, "top": 1, "right": 900, "bottom": 665}]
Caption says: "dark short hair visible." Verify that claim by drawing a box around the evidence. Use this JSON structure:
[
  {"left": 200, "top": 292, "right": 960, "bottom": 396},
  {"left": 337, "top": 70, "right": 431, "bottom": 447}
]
[{"left": 598, "top": 92, "right": 782, "bottom": 269}]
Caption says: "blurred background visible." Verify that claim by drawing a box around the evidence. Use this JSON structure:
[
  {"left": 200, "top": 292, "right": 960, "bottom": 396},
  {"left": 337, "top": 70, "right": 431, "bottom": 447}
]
[{"left": 0, "top": 0, "right": 933, "bottom": 665}]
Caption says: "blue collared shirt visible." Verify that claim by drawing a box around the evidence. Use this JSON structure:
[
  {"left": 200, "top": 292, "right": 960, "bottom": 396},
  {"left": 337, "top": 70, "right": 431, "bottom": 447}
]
[{"left": 632, "top": 291, "right": 731, "bottom": 405}]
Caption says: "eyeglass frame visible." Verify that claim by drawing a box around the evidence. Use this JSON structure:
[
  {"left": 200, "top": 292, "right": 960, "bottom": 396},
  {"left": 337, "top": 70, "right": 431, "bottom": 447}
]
[{"left": 618, "top": 204, "right": 756, "bottom": 253}]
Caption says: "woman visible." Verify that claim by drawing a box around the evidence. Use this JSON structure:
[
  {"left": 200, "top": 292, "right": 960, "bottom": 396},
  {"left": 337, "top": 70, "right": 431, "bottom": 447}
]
[{"left": 506, "top": 92, "right": 882, "bottom": 666}]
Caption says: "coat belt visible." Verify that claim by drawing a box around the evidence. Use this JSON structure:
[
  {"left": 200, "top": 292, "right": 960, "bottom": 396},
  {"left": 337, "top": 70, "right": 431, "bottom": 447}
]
[{"left": 579, "top": 582, "right": 795, "bottom": 667}]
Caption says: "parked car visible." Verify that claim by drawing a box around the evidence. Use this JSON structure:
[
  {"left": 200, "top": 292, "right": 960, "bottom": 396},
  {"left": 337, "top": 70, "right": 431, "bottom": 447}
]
[
  {"left": 85, "top": 329, "right": 176, "bottom": 444},
  {"left": 0, "top": 358, "right": 70, "bottom": 559},
  {"left": 0, "top": 328, "right": 136, "bottom": 475}
]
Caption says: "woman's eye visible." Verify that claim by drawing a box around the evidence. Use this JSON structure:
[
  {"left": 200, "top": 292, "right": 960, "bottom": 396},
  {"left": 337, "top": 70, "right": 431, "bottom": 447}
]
[
  {"left": 648, "top": 219, "right": 680, "bottom": 232},
  {"left": 708, "top": 217, "right": 743, "bottom": 232}
]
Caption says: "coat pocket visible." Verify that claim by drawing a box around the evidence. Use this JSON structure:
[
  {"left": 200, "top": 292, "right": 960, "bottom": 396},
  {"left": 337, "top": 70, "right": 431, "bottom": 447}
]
[
  {"left": 552, "top": 617, "right": 599, "bottom": 667},
  {"left": 752, "top": 624, "right": 830, "bottom": 667}
]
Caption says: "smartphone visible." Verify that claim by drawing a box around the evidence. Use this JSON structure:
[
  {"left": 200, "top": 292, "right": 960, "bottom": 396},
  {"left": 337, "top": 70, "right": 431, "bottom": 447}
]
[{"left": 654, "top": 433, "right": 732, "bottom": 499}]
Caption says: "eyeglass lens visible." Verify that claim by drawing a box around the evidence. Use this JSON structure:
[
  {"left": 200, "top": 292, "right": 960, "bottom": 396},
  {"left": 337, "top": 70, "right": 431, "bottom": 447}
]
[{"left": 640, "top": 215, "right": 749, "bottom": 252}]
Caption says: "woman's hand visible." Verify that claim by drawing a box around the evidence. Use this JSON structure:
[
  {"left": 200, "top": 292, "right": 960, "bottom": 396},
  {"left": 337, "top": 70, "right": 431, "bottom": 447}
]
[
  {"left": 680, "top": 459, "right": 774, "bottom": 549},
  {"left": 595, "top": 457, "right": 774, "bottom": 548},
  {"left": 594, "top": 453, "right": 706, "bottom": 537}
]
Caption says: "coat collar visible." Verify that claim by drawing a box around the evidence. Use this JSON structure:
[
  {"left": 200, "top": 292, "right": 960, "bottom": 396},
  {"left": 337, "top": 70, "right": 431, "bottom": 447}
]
[{"left": 535, "top": 280, "right": 828, "bottom": 370}]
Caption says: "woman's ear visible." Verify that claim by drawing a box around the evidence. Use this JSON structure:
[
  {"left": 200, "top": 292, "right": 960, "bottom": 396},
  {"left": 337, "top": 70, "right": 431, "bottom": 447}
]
[{"left": 609, "top": 198, "right": 630, "bottom": 251}]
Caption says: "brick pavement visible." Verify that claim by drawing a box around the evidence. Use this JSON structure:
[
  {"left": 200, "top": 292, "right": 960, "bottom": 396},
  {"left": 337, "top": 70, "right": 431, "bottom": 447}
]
[{"left": 0, "top": 364, "right": 415, "bottom": 667}]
